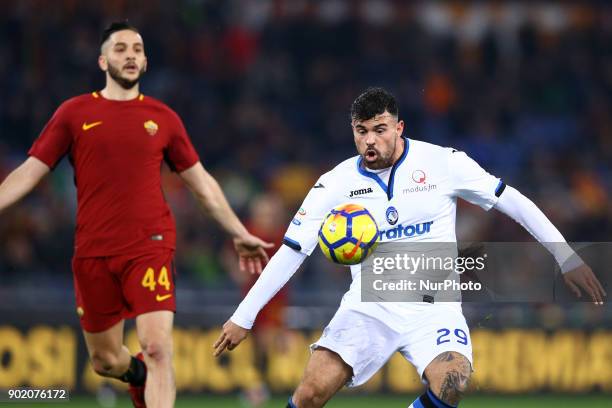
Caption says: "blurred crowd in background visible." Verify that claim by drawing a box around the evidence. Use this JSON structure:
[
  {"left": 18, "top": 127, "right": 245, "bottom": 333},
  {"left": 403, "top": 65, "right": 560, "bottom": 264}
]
[{"left": 0, "top": 1, "right": 610, "bottom": 329}]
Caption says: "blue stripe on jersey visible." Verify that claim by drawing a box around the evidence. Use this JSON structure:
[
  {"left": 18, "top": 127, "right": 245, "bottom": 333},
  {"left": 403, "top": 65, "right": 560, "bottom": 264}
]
[
  {"left": 387, "top": 137, "right": 409, "bottom": 200},
  {"left": 282, "top": 236, "right": 302, "bottom": 251},
  {"left": 287, "top": 396, "right": 298, "bottom": 408},
  {"left": 356, "top": 158, "right": 388, "bottom": 192},
  {"left": 495, "top": 180, "right": 506, "bottom": 197}
]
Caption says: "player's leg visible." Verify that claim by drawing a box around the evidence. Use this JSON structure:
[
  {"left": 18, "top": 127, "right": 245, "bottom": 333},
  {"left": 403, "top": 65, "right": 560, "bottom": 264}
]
[
  {"left": 421, "top": 351, "right": 471, "bottom": 406},
  {"left": 401, "top": 303, "right": 473, "bottom": 407},
  {"left": 406, "top": 352, "right": 472, "bottom": 408},
  {"left": 120, "top": 250, "right": 177, "bottom": 408},
  {"left": 73, "top": 255, "right": 148, "bottom": 408},
  {"left": 73, "top": 257, "right": 143, "bottom": 382},
  {"left": 289, "top": 308, "right": 401, "bottom": 407},
  {"left": 82, "top": 320, "right": 132, "bottom": 377},
  {"left": 289, "top": 347, "right": 352, "bottom": 408},
  {"left": 136, "top": 310, "right": 175, "bottom": 408}
]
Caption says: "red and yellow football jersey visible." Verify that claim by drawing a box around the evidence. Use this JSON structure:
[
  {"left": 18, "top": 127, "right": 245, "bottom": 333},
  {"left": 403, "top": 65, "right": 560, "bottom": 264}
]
[{"left": 29, "top": 92, "right": 200, "bottom": 258}]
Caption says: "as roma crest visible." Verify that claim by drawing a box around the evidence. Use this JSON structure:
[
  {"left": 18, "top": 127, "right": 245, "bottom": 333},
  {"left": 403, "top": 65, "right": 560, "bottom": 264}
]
[{"left": 144, "top": 120, "right": 159, "bottom": 136}]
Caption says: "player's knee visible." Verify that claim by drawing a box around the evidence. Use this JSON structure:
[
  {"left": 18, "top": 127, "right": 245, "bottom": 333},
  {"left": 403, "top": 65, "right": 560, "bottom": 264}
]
[
  {"left": 293, "top": 381, "right": 327, "bottom": 408},
  {"left": 90, "top": 349, "right": 120, "bottom": 376},
  {"left": 140, "top": 338, "right": 172, "bottom": 365}
]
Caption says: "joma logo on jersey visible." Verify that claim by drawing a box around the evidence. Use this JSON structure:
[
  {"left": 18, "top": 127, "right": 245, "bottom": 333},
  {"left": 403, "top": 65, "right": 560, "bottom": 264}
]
[
  {"left": 349, "top": 187, "right": 373, "bottom": 197},
  {"left": 379, "top": 221, "right": 434, "bottom": 241}
]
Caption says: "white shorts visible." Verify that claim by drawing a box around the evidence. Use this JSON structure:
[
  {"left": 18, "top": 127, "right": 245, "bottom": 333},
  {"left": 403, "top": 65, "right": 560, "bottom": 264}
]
[{"left": 311, "top": 303, "right": 473, "bottom": 387}]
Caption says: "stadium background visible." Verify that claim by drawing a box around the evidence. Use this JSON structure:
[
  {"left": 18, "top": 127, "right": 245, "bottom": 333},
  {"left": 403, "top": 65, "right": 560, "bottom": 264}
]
[{"left": 0, "top": 1, "right": 611, "bottom": 407}]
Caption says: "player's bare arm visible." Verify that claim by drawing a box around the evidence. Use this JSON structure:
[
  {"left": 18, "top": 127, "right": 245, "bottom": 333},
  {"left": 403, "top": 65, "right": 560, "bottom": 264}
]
[
  {"left": 0, "top": 156, "right": 50, "bottom": 213},
  {"left": 178, "top": 161, "right": 274, "bottom": 274}
]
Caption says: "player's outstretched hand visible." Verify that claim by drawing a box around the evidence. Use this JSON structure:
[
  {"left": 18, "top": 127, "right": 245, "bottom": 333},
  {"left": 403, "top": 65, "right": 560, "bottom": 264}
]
[
  {"left": 233, "top": 233, "right": 274, "bottom": 274},
  {"left": 213, "top": 320, "right": 249, "bottom": 357},
  {"left": 563, "top": 264, "right": 606, "bottom": 305}
]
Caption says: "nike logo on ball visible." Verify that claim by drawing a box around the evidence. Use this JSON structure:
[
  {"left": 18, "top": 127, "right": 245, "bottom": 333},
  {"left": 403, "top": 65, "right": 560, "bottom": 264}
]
[{"left": 342, "top": 233, "right": 363, "bottom": 260}]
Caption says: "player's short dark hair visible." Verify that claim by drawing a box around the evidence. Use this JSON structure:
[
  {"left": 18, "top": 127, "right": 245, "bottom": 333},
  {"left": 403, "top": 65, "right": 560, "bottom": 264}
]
[
  {"left": 100, "top": 20, "right": 140, "bottom": 47},
  {"left": 350, "top": 87, "right": 398, "bottom": 122}
]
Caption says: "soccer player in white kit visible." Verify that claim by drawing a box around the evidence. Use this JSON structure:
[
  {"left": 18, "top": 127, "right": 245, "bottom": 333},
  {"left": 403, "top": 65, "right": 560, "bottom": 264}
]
[{"left": 214, "top": 88, "right": 605, "bottom": 408}]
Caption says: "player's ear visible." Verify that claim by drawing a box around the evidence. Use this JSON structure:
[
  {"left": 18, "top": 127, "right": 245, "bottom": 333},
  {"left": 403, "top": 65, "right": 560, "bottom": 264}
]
[
  {"left": 98, "top": 54, "right": 108, "bottom": 72},
  {"left": 143, "top": 57, "right": 147, "bottom": 73},
  {"left": 396, "top": 119, "right": 404, "bottom": 137}
]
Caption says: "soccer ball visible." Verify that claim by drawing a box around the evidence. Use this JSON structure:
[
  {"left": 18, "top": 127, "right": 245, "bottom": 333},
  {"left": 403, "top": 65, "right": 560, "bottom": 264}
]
[{"left": 318, "top": 203, "right": 380, "bottom": 265}]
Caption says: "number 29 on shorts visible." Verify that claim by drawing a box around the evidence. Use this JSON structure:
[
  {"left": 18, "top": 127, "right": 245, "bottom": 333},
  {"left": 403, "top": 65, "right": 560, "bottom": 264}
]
[{"left": 436, "top": 328, "right": 469, "bottom": 345}]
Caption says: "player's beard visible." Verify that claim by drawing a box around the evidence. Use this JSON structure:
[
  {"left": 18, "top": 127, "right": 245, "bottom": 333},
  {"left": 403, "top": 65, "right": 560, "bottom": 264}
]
[
  {"left": 362, "top": 137, "right": 397, "bottom": 170},
  {"left": 107, "top": 62, "right": 145, "bottom": 90}
]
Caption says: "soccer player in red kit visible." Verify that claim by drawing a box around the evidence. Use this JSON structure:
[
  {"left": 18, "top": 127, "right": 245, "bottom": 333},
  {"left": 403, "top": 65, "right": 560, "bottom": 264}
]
[{"left": 0, "top": 21, "right": 272, "bottom": 407}]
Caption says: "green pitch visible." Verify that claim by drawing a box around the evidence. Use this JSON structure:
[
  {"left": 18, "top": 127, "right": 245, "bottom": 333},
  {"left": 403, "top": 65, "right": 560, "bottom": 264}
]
[{"left": 32, "top": 394, "right": 612, "bottom": 407}]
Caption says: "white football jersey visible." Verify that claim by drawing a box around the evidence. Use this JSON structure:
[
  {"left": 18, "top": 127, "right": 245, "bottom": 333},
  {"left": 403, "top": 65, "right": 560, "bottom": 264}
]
[{"left": 283, "top": 137, "right": 504, "bottom": 323}]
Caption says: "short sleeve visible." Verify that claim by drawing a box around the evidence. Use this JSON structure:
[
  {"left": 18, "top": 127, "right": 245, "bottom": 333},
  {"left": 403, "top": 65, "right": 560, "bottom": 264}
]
[
  {"left": 448, "top": 149, "right": 505, "bottom": 210},
  {"left": 28, "top": 103, "right": 73, "bottom": 169},
  {"left": 283, "top": 173, "right": 343, "bottom": 256},
  {"left": 164, "top": 110, "right": 199, "bottom": 172}
]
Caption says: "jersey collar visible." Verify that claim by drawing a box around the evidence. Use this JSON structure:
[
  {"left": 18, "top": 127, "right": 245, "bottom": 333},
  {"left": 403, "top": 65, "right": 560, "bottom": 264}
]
[
  {"left": 356, "top": 137, "right": 410, "bottom": 200},
  {"left": 93, "top": 91, "right": 145, "bottom": 102}
]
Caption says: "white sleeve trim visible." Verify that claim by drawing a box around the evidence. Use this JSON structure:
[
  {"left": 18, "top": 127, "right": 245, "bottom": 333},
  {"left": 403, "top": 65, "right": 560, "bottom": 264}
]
[
  {"left": 230, "top": 244, "right": 307, "bottom": 329},
  {"left": 494, "top": 185, "right": 583, "bottom": 273}
]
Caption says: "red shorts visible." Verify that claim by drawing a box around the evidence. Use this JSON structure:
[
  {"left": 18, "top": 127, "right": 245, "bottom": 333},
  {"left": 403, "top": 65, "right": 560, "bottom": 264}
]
[{"left": 72, "top": 250, "right": 176, "bottom": 333}]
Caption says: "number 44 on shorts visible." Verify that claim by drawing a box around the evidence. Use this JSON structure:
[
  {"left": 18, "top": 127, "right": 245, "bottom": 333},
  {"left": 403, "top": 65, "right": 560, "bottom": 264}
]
[
  {"left": 141, "top": 266, "right": 171, "bottom": 291},
  {"left": 436, "top": 328, "right": 469, "bottom": 345}
]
